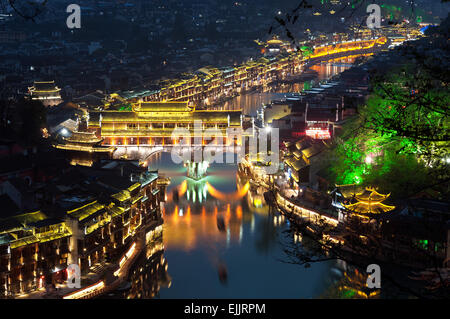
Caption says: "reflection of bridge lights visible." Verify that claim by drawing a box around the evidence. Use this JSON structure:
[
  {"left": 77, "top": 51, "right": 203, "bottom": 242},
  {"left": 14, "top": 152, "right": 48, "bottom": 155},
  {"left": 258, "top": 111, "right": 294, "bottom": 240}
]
[
  {"left": 236, "top": 205, "right": 243, "bottom": 219},
  {"left": 179, "top": 209, "right": 183, "bottom": 217},
  {"left": 206, "top": 181, "right": 250, "bottom": 201}
]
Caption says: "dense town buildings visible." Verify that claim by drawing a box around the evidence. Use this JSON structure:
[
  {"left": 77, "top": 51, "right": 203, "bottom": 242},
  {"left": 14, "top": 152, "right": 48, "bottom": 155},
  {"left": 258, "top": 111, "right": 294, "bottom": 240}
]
[
  {"left": 0, "top": 0, "right": 448, "bottom": 300},
  {"left": 53, "top": 131, "right": 116, "bottom": 166},
  {"left": 0, "top": 0, "right": 417, "bottom": 104},
  {"left": 0, "top": 159, "right": 162, "bottom": 297},
  {"left": 138, "top": 37, "right": 387, "bottom": 106},
  {"left": 28, "top": 81, "right": 62, "bottom": 107}
]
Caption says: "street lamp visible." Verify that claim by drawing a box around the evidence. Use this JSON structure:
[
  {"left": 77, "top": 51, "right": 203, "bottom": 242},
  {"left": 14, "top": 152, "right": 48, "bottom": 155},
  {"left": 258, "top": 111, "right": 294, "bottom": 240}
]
[
  {"left": 60, "top": 128, "right": 69, "bottom": 136},
  {"left": 365, "top": 155, "right": 373, "bottom": 164}
]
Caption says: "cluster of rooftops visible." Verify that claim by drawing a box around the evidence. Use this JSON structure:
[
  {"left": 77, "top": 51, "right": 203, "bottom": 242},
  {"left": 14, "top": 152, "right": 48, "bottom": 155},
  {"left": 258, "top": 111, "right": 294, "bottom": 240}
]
[{"left": 0, "top": 160, "right": 158, "bottom": 250}]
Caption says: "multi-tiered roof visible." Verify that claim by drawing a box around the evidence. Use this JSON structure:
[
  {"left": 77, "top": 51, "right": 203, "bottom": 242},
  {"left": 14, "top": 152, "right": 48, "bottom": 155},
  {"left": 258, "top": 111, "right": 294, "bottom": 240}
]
[
  {"left": 343, "top": 187, "right": 395, "bottom": 215},
  {"left": 28, "top": 81, "right": 61, "bottom": 98},
  {"left": 53, "top": 131, "right": 116, "bottom": 166},
  {"left": 55, "top": 131, "right": 112, "bottom": 153}
]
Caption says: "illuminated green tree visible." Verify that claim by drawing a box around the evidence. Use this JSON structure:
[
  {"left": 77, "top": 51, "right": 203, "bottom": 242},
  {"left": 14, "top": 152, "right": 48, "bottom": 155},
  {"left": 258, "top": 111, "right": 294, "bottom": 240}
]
[{"left": 325, "top": 16, "right": 450, "bottom": 198}]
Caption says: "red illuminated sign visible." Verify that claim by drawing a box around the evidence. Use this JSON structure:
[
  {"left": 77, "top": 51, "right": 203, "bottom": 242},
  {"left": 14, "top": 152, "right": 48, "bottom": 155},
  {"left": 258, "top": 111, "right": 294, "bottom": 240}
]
[{"left": 305, "top": 128, "right": 331, "bottom": 139}]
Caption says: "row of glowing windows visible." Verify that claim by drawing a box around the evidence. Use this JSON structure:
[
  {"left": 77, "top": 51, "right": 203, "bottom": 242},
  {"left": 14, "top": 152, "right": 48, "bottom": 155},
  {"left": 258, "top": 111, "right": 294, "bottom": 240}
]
[{"left": 106, "top": 136, "right": 241, "bottom": 146}]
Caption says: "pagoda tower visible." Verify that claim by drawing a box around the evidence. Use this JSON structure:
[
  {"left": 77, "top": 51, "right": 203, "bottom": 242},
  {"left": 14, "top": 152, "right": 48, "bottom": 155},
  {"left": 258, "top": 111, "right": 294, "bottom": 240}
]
[
  {"left": 28, "top": 80, "right": 62, "bottom": 107},
  {"left": 343, "top": 187, "right": 395, "bottom": 215},
  {"left": 53, "top": 131, "right": 116, "bottom": 166}
]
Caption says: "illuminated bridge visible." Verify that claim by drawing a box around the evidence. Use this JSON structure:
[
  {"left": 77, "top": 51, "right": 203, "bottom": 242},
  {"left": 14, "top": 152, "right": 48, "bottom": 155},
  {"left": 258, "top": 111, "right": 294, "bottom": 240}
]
[{"left": 113, "top": 143, "right": 246, "bottom": 181}]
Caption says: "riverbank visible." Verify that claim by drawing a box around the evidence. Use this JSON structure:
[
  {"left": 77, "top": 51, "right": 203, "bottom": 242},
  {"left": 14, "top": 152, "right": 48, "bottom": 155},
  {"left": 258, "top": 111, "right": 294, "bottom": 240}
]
[
  {"left": 63, "top": 233, "right": 146, "bottom": 299},
  {"left": 240, "top": 156, "right": 449, "bottom": 277},
  {"left": 15, "top": 219, "right": 163, "bottom": 300},
  {"left": 207, "top": 69, "right": 319, "bottom": 110}
]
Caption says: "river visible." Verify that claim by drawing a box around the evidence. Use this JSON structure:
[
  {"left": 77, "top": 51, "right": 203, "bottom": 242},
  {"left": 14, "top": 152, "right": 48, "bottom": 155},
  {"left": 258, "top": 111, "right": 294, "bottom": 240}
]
[
  {"left": 128, "top": 152, "right": 339, "bottom": 298},
  {"left": 218, "top": 56, "right": 357, "bottom": 116},
  {"left": 105, "top": 57, "right": 400, "bottom": 299}
]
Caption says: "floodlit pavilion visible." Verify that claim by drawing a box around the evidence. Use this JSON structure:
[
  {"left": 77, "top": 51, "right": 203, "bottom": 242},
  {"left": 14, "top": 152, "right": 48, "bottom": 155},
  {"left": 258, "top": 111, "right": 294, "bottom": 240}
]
[
  {"left": 53, "top": 131, "right": 116, "bottom": 166},
  {"left": 87, "top": 101, "right": 243, "bottom": 147},
  {"left": 343, "top": 187, "right": 396, "bottom": 215},
  {"left": 28, "top": 80, "right": 62, "bottom": 106}
]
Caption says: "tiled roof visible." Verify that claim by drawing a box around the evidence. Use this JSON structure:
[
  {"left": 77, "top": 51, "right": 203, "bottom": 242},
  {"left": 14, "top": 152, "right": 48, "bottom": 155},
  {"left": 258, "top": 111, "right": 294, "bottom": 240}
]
[
  {"left": 65, "top": 131, "right": 102, "bottom": 144},
  {"left": 32, "top": 81, "right": 59, "bottom": 91},
  {"left": 135, "top": 102, "right": 191, "bottom": 112}
]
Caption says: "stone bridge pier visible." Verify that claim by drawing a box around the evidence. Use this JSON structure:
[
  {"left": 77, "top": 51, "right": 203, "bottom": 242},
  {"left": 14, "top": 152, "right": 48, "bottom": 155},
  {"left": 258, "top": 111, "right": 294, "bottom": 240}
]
[{"left": 185, "top": 161, "right": 209, "bottom": 180}]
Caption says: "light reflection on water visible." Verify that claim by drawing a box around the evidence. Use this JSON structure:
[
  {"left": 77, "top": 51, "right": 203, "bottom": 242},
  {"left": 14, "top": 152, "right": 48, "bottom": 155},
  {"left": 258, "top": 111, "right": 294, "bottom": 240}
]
[
  {"left": 115, "top": 58, "right": 381, "bottom": 299},
  {"left": 144, "top": 153, "right": 336, "bottom": 298}
]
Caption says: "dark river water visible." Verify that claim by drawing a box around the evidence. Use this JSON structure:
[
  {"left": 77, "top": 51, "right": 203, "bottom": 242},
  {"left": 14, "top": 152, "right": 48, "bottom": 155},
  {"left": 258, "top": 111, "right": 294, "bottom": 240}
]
[
  {"left": 139, "top": 153, "right": 338, "bottom": 298},
  {"left": 104, "top": 57, "right": 403, "bottom": 299}
]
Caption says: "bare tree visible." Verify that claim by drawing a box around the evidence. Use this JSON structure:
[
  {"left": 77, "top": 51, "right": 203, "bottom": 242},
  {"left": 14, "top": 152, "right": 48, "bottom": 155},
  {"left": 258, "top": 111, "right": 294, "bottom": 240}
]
[
  {"left": 2, "top": 0, "right": 48, "bottom": 21},
  {"left": 269, "top": 0, "right": 448, "bottom": 50},
  {"left": 278, "top": 211, "right": 449, "bottom": 298}
]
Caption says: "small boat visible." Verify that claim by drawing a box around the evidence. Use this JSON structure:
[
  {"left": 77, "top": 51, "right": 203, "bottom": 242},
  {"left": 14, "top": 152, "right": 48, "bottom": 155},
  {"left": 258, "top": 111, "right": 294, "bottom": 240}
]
[
  {"left": 217, "top": 216, "right": 225, "bottom": 232},
  {"left": 218, "top": 264, "right": 228, "bottom": 284}
]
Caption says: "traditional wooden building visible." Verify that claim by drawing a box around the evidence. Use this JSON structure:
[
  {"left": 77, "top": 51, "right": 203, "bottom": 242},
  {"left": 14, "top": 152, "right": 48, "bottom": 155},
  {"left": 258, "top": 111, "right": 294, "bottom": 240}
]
[
  {"left": 283, "top": 138, "right": 328, "bottom": 190},
  {"left": 28, "top": 81, "right": 62, "bottom": 107},
  {"left": 0, "top": 209, "right": 72, "bottom": 296},
  {"left": 0, "top": 162, "right": 163, "bottom": 297},
  {"left": 331, "top": 185, "right": 396, "bottom": 223},
  {"left": 342, "top": 187, "right": 396, "bottom": 216},
  {"left": 87, "top": 101, "right": 243, "bottom": 147},
  {"left": 53, "top": 131, "right": 116, "bottom": 167},
  {"left": 332, "top": 186, "right": 395, "bottom": 223},
  {"left": 379, "top": 199, "right": 449, "bottom": 268}
]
